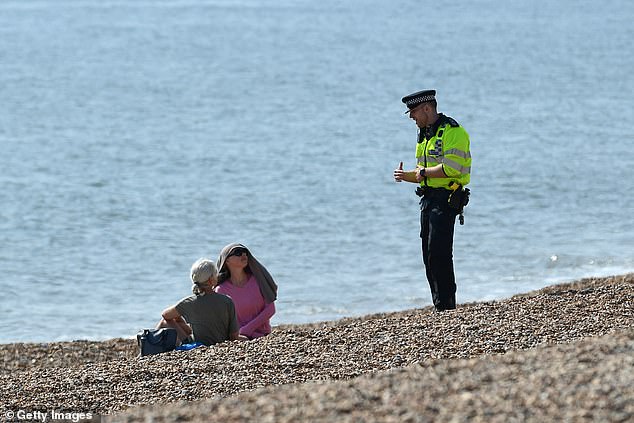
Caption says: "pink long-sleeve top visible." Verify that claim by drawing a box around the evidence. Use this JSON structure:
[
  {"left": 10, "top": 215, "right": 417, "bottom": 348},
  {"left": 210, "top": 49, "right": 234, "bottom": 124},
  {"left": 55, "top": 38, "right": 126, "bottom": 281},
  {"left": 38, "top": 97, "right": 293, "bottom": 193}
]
[{"left": 215, "top": 275, "right": 275, "bottom": 338}]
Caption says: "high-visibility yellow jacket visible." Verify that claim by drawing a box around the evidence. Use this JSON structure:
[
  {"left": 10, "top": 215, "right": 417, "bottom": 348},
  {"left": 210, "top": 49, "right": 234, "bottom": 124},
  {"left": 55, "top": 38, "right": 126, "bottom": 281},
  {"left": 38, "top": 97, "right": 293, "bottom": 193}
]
[{"left": 416, "top": 114, "right": 471, "bottom": 189}]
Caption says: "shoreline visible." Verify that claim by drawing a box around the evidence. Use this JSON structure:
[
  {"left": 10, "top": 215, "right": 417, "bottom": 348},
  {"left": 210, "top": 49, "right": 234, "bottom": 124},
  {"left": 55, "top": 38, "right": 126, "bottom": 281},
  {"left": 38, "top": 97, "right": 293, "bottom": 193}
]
[
  {"left": 6, "top": 269, "right": 631, "bottom": 347},
  {"left": 1, "top": 273, "right": 632, "bottom": 421},
  {"left": 4, "top": 268, "right": 632, "bottom": 347},
  {"left": 2, "top": 273, "right": 629, "bottom": 359}
]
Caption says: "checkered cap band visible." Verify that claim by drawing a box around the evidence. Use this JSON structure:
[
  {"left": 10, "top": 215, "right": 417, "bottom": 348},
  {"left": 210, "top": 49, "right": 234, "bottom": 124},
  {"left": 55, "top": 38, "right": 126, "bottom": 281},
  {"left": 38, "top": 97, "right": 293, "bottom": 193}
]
[{"left": 406, "top": 94, "right": 436, "bottom": 107}]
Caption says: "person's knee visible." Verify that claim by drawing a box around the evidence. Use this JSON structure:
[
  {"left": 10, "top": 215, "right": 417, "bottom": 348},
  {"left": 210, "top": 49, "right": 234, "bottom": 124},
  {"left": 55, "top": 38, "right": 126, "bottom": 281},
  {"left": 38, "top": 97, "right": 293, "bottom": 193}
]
[
  {"left": 156, "top": 318, "right": 170, "bottom": 329},
  {"left": 427, "top": 243, "right": 453, "bottom": 263}
]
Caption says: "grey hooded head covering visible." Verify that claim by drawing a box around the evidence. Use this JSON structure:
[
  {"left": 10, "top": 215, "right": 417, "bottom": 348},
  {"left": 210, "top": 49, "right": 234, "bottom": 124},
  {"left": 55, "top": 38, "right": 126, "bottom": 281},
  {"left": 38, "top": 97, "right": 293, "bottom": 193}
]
[{"left": 217, "top": 243, "right": 278, "bottom": 304}]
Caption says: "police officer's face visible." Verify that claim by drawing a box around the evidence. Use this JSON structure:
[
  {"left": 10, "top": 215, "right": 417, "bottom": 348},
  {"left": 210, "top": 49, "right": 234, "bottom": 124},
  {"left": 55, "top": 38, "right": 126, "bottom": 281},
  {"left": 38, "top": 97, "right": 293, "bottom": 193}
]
[{"left": 408, "top": 104, "right": 431, "bottom": 128}]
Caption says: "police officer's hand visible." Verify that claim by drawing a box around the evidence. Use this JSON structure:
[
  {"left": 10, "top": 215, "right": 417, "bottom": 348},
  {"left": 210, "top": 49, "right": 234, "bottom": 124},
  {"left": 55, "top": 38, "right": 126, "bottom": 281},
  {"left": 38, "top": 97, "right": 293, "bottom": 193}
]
[
  {"left": 394, "top": 162, "right": 405, "bottom": 182},
  {"left": 393, "top": 168, "right": 405, "bottom": 182},
  {"left": 415, "top": 168, "right": 423, "bottom": 183}
]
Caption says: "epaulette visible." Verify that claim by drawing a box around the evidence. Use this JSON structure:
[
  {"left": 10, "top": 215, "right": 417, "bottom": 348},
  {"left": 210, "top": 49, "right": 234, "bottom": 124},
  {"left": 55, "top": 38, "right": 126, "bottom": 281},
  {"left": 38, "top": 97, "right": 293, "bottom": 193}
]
[{"left": 441, "top": 115, "right": 460, "bottom": 127}]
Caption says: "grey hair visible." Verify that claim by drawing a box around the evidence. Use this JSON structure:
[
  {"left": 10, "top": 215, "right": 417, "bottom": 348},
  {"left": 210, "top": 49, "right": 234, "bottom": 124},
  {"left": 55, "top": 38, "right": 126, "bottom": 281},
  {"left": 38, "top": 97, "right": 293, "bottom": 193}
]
[{"left": 190, "top": 258, "right": 218, "bottom": 296}]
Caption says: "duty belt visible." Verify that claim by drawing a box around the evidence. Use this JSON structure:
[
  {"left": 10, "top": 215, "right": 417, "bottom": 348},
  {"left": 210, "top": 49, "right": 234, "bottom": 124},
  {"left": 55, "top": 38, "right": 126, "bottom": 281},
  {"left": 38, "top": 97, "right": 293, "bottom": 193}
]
[
  {"left": 416, "top": 185, "right": 470, "bottom": 225},
  {"left": 415, "top": 186, "right": 450, "bottom": 197}
]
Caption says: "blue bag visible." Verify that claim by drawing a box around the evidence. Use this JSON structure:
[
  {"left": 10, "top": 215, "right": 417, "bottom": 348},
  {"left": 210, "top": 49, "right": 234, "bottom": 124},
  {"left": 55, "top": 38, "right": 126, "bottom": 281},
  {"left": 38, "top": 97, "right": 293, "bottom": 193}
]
[{"left": 137, "top": 328, "right": 178, "bottom": 357}]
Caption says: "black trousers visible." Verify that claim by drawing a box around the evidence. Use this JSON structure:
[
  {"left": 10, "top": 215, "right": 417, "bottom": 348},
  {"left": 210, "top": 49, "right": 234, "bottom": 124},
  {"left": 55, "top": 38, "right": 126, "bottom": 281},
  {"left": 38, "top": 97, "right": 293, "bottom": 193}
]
[{"left": 420, "top": 190, "right": 458, "bottom": 311}]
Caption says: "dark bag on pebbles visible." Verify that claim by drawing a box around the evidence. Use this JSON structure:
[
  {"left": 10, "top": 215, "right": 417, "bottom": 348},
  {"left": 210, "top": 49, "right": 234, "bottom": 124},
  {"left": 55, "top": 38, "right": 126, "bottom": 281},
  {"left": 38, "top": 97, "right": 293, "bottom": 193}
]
[{"left": 137, "top": 328, "right": 178, "bottom": 357}]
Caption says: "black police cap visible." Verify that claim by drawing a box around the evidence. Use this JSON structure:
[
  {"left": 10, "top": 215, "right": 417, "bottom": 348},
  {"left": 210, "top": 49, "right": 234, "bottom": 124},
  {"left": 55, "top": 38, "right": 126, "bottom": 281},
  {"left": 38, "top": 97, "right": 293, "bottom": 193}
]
[{"left": 402, "top": 90, "right": 436, "bottom": 113}]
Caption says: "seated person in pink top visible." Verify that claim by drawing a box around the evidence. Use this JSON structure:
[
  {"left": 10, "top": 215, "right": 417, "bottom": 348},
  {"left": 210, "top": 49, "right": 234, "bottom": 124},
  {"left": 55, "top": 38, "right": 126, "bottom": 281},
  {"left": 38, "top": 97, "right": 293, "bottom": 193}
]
[{"left": 215, "top": 243, "right": 278, "bottom": 339}]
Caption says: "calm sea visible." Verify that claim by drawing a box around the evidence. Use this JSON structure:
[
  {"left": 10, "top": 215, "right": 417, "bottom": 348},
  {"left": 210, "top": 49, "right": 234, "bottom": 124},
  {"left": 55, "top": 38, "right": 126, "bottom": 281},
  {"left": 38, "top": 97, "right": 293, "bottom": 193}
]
[{"left": 1, "top": 0, "right": 632, "bottom": 343}]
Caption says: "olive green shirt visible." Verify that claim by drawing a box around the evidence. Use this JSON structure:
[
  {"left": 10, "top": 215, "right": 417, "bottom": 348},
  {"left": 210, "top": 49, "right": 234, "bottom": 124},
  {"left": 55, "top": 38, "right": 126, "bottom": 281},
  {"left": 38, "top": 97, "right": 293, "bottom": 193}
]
[{"left": 175, "top": 292, "right": 238, "bottom": 346}]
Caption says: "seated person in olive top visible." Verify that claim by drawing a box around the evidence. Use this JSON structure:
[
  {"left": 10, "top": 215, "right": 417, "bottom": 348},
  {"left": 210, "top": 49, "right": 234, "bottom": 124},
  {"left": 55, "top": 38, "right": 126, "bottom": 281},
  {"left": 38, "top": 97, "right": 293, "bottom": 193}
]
[{"left": 157, "top": 258, "right": 240, "bottom": 346}]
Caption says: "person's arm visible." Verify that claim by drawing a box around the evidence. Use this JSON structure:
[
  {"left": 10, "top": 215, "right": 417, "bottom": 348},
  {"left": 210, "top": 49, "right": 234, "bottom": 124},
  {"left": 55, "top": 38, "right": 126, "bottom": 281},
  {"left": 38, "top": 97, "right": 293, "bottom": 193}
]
[
  {"left": 161, "top": 306, "right": 181, "bottom": 321},
  {"left": 163, "top": 306, "right": 192, "bottom": 336},
  {"left": 436, "top": 129, "right": 471, "bottom": 181},
  {"left": 415, "top": 164, "right": 446, "bottom": 182},
  {"left": 229, "top": 330, "right": 248, "bottom": 341},
  {"left": 394, "top": 164, "right": 446, "bottom": 183},
  {"left": 226, "top": 300, "right": 245, "bottom": 341},
  {"left": 393, "top": 166, "right": 419, "bottom": 183},
  {"left": 239, "top": 302, "right": 276, "bottom": 338}
]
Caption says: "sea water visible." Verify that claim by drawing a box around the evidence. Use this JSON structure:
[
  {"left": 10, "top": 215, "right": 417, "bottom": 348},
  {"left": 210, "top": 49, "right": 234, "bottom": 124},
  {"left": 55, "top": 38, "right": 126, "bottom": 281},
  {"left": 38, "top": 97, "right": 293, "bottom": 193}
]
[{"left": 0, "top": 0, "right": 632, "bottom": 342}]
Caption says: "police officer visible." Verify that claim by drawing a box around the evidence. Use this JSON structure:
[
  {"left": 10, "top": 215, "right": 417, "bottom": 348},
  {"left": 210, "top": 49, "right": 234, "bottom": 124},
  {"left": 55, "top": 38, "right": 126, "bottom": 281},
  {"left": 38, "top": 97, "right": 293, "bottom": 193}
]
[{"left": 393, "top": 90, "right": 471, "bottom": 311}]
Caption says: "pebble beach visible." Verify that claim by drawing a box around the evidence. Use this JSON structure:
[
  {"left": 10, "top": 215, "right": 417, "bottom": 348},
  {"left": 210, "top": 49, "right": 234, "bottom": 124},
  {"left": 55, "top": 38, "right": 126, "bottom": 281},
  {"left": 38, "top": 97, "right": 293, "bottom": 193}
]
[{"left": 2, "top": 273, "right": 632, "bottom": 422}]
